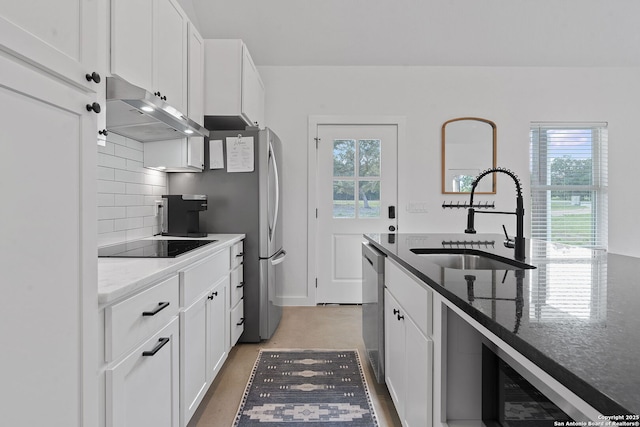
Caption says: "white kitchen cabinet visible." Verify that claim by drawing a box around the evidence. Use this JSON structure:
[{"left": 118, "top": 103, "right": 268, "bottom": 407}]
[
  {"left": 0, "top": 0, "right": 99, "bottom": 92},
  {"left": 229, "top": 240, "right": 245, "bottom": 346},
  {"left": 0, "top": 14, "right": 98, "bottom": 426},
  {"left": 179, "top": 249, "right": 231, "bottom": 426},
  {"left": 106, "top": 317, "right": 180, "bottom": 427},
  {"left": 188, "top": 22, "right": 205, "bottom": 125},
  {"left": 144, "top": 138, "right": 204, "bottom": 171},
  {"left": 204, "top": 39, "right": 266, "bottom": 129},
  {"left": 385, "top": 260, "right": 434, "bottom": 427},
  {"left": 111, "top": 0, "right": 187, "bottom": 115},
  {"left": 207, "top": 278, "right": 229, "bottom": 382}
]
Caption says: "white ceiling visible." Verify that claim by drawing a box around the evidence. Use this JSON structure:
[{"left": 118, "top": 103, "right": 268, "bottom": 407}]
[{"left": 183, "top": 0, "right": 640, "bottom": 67}]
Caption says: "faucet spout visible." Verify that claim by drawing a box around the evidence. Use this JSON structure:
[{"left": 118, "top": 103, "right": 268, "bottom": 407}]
[{"left": 464, "top": 167, "right": 527, "bottom": 261}]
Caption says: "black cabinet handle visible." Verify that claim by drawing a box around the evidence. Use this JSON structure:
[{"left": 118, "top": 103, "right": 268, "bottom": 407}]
[
  {"left": 85, "top": 72, "right": 101, "bottom": 84},
  {"left": 393, "top": 308, "right": 400, "bottom": 315},
  {"left": 236, "top": 252, "right": 244, "bottom": 257},
  {"left": 236, "top": 318, "right": 245, "bottom": 326},
  {"left": 207, "top": 291, "right": 219, "bottom": 300},
  {"left": 397, "top": 313, "right": 405, "bottom": 321},
  {"left": 86, "top": 102, "right": 101, "bottom": 113},
  {"left": 99, "top": 129, "right": 108, "bottom": 136},
  {"left": 236, "top": 282, "right": 245, "bottom": 288},
  {"left": 142, "top": 337, "right": 170, "bottom": 356},
  {"left": 142, "top": 301, "right": 170, "bottom": 316},
  {"left": 161, "top": 95, "right": 167, "bottom": 101},
  {"left": 154, "top": 91, "right": 161, "bottom": 97}
]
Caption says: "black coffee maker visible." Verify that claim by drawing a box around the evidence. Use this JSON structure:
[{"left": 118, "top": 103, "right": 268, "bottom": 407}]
[{"left": 161, "top": 194, "right": 208, "bottom": 237}]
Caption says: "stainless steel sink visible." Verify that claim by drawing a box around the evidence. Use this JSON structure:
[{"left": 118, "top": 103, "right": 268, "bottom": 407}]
[{"left": 410, "top": 249, "right": 535, "bottom": 270}]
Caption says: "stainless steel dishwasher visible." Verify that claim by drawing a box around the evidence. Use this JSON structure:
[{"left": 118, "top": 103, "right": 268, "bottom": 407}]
[{"left": 362, "top": 242, "right": 386, "bottom": 383}]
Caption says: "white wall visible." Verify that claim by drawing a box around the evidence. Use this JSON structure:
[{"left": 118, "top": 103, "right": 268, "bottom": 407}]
[
  {"left": 97, "top": 133, "right": 168, "bottom": 247},
  {"left": 258, "top": 65, "right": 640, "bottom": 305}
]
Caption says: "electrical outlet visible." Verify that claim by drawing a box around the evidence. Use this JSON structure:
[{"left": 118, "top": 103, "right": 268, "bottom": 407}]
[{"left": 154, "top": 200, "right": 164, "bottom": 217}]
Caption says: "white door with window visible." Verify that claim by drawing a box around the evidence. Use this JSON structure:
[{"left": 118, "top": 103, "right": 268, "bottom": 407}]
[{"left": 313, "top": 122, "right": 398, "bottom": 303}]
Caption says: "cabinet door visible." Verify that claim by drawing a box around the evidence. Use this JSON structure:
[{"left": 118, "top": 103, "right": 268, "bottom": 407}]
[
  {"left": 188, "top": 22, "right": 204, "bottom": 124},
  {"left": 187, "top": 138, "right": 205, "bottom": 170},
  {"left": 0, "top": 0, "right": 98, "bottom": 91},
  {"left": 110, "top": 0, "right": 154, "bottom": 92},
  {"left": 0, "top": 52, "right": 97, "bottom": 427},
  {"left": 107, "top": 318, "right": 179, "bottom": 427},
  {"left": 384, "top": 289, "right": 406, "bottom": 416},
  {"left": 405, "top": 317, "right": 433, "bottom": 427},
  {"left": 207, "top": 277, "right": 229, "bottom": 382},
  {"left": 180, "top": 294, "right": 208, "bottom": 426},
  {"left": 241, "top": 45, "right": 265, "bottom": 127},
  {"left": 155, "top": 0, "right": 187, "bottom": 115}
]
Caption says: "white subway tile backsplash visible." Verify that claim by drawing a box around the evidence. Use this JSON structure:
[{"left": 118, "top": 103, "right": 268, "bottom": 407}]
[
  {"left": 97, "top": 179, "right": 126, "bottom": 194},
  {"left": 97, "top": 134, "right": 168, "bottom": 246},
  {"left": 98, "top": 206, "right": 126, "bottom": 220},
  {"left": 98, "top": 152, "right": 127, "bottom": 170},
  {"left": 114, "top": 194, "right": 144, "bottom": 207},
  {"left": 126, "top": 183, "right": 154, "bottom": 195},
  {"left": 97, "top": 166, "right": 115, "bottom": 181},
  {"left": 114, "top": 169, "right": 144, "bottom": 184},
  {"left": 115, "top": 144, "right": 143, "bottom": 162},
  {"left": 97, "top": 193, "right": 115, "bottom": 207}
]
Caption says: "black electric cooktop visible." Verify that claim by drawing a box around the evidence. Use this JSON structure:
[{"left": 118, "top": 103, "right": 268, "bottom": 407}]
[{"left": 98, "top": 239, "right": 217, "bottom": 258}]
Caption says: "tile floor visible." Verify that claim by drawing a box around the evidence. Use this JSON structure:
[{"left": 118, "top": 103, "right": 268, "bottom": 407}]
[{"left": 187, "top": 305, "right": 402, "bottom": 427}]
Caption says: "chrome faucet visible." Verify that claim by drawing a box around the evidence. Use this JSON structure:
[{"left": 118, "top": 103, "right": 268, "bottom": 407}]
[{"left": 464, "top": 167, "right": 526, "bottom": 261}]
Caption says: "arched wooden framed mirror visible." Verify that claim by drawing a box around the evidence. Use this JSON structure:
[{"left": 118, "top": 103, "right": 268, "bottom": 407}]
[{"left": 441, "top": 117, "right": 497, "bottom": 194}]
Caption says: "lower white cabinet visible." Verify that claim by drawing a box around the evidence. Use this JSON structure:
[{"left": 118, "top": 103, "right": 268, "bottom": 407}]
[
  {"left": 385, "top": 260, "right": 434, "bottom": 427},
  {"left": 106, "top": 317, "right": 180, "bottom": 427},
  {"left": 180, "top": 276, "right": 228, "bottom": 426}
]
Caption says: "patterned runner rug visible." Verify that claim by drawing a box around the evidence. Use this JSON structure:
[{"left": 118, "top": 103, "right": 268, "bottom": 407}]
[{"left": 234, "top": 349, "right": 379, "bottom": 426}]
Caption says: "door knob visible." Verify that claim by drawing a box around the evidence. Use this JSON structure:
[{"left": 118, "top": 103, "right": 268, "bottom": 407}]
[
  {"left": 86, "top": 102, "right": 101, "bottom": 113},
  {"left": 389, "top": 225, "right": 396, "bottom": 232}
]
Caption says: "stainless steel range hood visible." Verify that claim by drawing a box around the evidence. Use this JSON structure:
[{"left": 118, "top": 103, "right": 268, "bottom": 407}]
[{"left": 106, "top": 77, "right": 209, "bottom": 142}]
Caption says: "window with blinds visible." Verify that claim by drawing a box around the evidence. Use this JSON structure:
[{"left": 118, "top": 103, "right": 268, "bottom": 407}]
[{"left": 529, "top": 123, "right": 608, "bottom": 249}]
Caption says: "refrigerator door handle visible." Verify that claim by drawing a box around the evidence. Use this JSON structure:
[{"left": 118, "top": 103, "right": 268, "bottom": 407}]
[
  {"left": 271, "top": 249, "right": 287, "bottom": 266},
  {"left": 268, "top": 140, "right": 280, "bottom": 240}
]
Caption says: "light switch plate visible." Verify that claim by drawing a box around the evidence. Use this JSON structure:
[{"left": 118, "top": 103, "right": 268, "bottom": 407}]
[{"left": 407, "top": 201, "right": 429, "bottom": 213}]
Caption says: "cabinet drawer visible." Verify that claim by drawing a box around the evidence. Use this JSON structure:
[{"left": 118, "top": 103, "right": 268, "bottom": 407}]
[
  {"left": 230, "top": 301, "right": 244, "bottom": 346},
  {"left": 105, "top": 274, "right": 179, "bottom": 362},
  {"left": 230, "top": 240, "right": 244, "bottom": 269},
  {"left": 106, "top": 317, "right": 179, "bottom": 427},
  {"left": 230, "top": 266, "right": 244, "bottom": 308},
  {"left": 180, "top": 249, "right": 230, "bottom": 306},
  {"left": 385, "top": 259, "right": 433, "bottom": 337}
]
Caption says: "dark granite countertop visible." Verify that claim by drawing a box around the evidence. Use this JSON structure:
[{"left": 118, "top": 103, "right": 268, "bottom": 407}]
[{"left": 364, "top": 232, "right": 639, "bottom": 417}]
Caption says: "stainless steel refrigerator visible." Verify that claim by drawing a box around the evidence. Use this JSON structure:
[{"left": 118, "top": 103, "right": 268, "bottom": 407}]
[{"left": 168, "top": 126, "right": 285, "bottom": 342}]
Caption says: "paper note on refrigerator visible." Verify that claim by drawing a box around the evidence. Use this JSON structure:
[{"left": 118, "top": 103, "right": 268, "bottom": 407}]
[
  {"left": 209, "top": 139, "right": 224, "bottom": 169},
  {"left": 226, "top": 136, "right": 254, "bottom": 172}
]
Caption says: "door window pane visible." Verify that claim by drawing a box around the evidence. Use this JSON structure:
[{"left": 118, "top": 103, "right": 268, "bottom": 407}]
[
  {"left": 333, "top": 140, "right": 355, "bottom": 177},
  {"left": 333, "top": 180, "right": 355, "bottom": 218},
  {"left": 358, "top": 139, "right": 381, "bottom": 177},
  {"left": 358, "top": 181, "right": 380, "bottom": 218}
]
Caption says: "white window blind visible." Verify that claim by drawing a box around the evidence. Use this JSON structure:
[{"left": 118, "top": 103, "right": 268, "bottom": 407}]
[{"left": 529, "top": 122, "right": 608, "bottom": 249}]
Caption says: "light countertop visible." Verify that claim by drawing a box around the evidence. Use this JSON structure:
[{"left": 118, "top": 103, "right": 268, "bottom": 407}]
[{"left": 98, "top": 234, "right": 244, "bottom": 306}]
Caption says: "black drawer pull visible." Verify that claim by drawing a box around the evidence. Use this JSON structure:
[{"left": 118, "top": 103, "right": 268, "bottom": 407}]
[
  {"left": 236, "top": 318, "right": 245, "bottom": 326},
  {"left": 236, "top": 282, "right": 245, "bottom": 288},
  {"left": 142, "top": 301, "right": 170, "bottom": 316},
  {"left": 393, "top": 308, "right": 400, "bottom": 315},
  {"left": 397, "top": 313, "right": 405, "bottom": 321},
  {"left": 236, "top": 252, "right": 244, "bottom": 257},
  {"left": 142, "top": 337, "right": 170, "bottom": 356}
]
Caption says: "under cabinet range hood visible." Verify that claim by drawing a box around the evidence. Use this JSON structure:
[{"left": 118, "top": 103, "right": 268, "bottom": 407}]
[{"left": 106, "top": 77, "right": 209, "bottom": 142}]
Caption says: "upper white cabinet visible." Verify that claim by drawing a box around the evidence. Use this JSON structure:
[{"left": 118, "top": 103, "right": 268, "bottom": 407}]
[
  {"left": 188, "top": 22, "right": 205, "bottom": 126},
  {"left": 144, "top": 138, "right": 204, "bottom": 172},
  {"left": 111, "top": 0, "right": 188, "bottom": 115},
  {"left": 204, "top": 39, "right": 266, "bottom": 129},
  {"left": 0, "top": 0, "right": 99, "bottom": 92}
]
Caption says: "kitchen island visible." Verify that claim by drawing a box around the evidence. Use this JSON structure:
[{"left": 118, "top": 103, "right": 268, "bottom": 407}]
[{"left": 365, "top": 233, "right": 639, "bottom": 423}]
